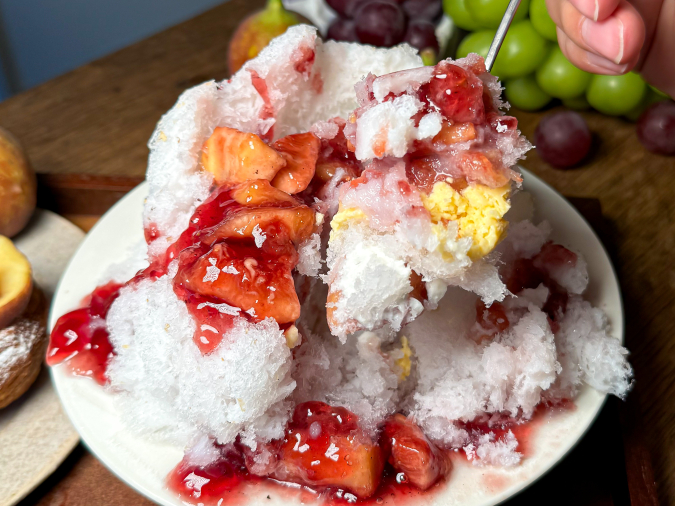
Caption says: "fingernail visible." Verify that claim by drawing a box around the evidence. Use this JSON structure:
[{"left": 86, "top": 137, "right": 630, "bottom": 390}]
[
  {"left": 593, "top": 0, "right": 599, "bottom": 21},
  {"left": 582, "top": 17, "right": 625, "bottom": 64},
  {"left": 586, "top": 51, "right": 628, "bottom": 73}
]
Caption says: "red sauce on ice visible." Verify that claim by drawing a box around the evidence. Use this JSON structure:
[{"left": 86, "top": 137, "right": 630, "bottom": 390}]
[{"left": 46, "top": 281, "right": 123, "bottom": 385}]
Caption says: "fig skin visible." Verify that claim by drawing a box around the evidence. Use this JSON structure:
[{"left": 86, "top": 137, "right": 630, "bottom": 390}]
[
  {"left": 0, "top": 127, "right": 36, "bottom": 237},
  {"left": 228, "top": 0, "right": 307, "bottom": 75}
]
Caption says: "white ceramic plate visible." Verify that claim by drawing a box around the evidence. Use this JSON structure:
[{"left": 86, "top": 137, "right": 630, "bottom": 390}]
[
  {"left": 1, "top": 209, "right": 84, "bottom": 506},
  {"left": 49, "top": 170, "right": 623, "bottom": 506}
]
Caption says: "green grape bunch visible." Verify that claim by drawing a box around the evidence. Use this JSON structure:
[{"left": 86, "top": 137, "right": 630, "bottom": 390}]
[{"left": 444, "top": 0, "right": 667, "bottom": 118}]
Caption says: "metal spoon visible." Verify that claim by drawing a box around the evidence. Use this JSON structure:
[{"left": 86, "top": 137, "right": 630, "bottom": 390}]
[{"left": 485, "top": 0, "right": 523, "bottom": 72}]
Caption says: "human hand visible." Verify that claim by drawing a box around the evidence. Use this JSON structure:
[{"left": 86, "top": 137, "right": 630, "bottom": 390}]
[{"left": 546, "top": 0, "right": 675, "bottom": 97}]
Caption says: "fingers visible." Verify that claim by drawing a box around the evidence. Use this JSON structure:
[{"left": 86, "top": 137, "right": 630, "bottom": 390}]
[
  {"left": 546, "top": 0, "right": 645, "bottom": 73},
  {"left": 566, "top": 0, "right": 620, "bottom": 21},
  {"left": 557, "top": 28, "right": 638, "bottom": 74}
]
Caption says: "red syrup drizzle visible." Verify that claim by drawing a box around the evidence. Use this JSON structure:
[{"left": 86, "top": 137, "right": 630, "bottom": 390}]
[
  {"left": 46, "top": 281, "right": 124, "bottom": 385},
  {"left": 47, "top": 181, "right": 312, "bottom": 377},
  {"left": 166, "top": 400, "right": 573, "bottom": 506}
]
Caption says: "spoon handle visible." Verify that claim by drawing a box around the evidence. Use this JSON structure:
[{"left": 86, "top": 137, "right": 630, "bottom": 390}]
[{"left": 485, "top": 0, "right": 523, "bottom": 72}]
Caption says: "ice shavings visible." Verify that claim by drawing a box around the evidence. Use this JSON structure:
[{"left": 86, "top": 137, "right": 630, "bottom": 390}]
[{"left": 105, "top": 276, "right": 295, "bottom": 448}]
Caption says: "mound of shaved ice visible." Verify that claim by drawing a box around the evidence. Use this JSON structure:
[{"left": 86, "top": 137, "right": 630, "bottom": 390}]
[
  {"left": 106, "top": 274, "right": 295, "bottom": 447},
  {"left": 144, "top": 25, "right": 422, "bottom": 258},
  {"left": 101, "top": 26, "right": 632, "bottom": 470}
]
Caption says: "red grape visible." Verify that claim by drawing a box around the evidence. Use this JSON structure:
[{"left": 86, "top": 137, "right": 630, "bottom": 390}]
[
  {"left": 354, "top": 0, "right": 407, "bottom": 47},
  {"left": 637, "top": 101, "right": 675, "bottom": 156},
  {"left": 404, "top": 20, "right": 439, "bottom": 52},
  {"left": 401, "top": 0, "right": 443, "bottom": 21},
  {"left": 327, "top": 17, "right": 359, "bottom": 42},
  {"left": 326, "top": 0, "right": 359, "bottom": 17},
  {"left": 534, "top": 111, "right": 592, "bottom": 168}
]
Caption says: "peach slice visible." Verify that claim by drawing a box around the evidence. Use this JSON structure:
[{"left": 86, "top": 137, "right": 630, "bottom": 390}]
[
  {"left": 381, "top": 414, "right": 452, "bottom": 490},
  {"left": 201, "top": 126, "right": 286, "bottom": 184},
  {"left": 433, "top": 121, "right": 477, "bottom": 145},
  {"left": 271, "top": 133, "right": 320, "bottom": 194},
  {"left": 179, "top": 242, "right": 300, "bottom": 324},
  {"left": 201, "top": 206, "right": 316, "bottom": 246},
  {"left": 231, "top": 179, "right": 299, "bottom": 207},
  {"left": 0, "top": 236, "right": 33, "bottom": 329},
  {"left": 0, "top": 127, "right": 36, "bottom": 237}
]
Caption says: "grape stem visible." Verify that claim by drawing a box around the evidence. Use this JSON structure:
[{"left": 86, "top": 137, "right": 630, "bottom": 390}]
[{"left": 485, "top": 0, "right": 523, "bottom": 72}]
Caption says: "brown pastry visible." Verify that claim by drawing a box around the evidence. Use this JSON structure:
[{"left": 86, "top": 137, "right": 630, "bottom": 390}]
[
  {"left": 0, "top": 236, "right": 48, "bottom": 409},
  {"left": 0, "top": 285, "right": 47, "bottom": 408}
]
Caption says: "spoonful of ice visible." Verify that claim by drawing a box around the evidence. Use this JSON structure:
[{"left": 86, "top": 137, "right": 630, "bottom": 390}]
[{"left": 485, "top": 0, "right": 523, "bottom": 72}]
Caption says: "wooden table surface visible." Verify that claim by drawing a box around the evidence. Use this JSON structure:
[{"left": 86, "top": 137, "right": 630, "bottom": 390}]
[{"left": 1, "top": 0, "right": 673, "bottom": 504}]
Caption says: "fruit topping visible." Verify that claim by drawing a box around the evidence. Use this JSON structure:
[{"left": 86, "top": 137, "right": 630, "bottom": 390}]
[
  {"left": 244, "top": 401, "right": 385, "bottom": 498},
  {"left": 47, "top": 281, "right": 123, "bottom": 385},
  {"left": 432, "top": 121, "right": 477, "bottom": 146},
  {"left": 201, "top": 127, "right": 286, "bottom": 184},
  {"left": 231, "top": 179, "right": 299, "bottom": 207},
  {"left": 425, "top": 62, "right": 485, "bottom": 124},
  {"left": 176, "top": 236, "right": 300, "bottom": 325},
  {"left": 199, "top": 205, "right": 316, "bottom": 247},
  {"left": 0, "top": 236, "right": 33, "bottom": 330},
  {"left": 272, "top": 132, "right": 321, "bottom": 194},
  {"left": 381, "top": 414, "right": 451, "bottom": 490}
]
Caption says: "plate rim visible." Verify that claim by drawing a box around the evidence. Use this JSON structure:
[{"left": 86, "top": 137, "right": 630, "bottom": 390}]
[{"left": 48, "top": 169, "right": 625, "bottom": 506}]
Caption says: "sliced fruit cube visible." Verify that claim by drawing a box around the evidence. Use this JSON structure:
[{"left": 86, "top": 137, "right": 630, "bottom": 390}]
[
  {"left": 272, "top": 133, "right": 321, "bottom": 194},
  {"left": 231, "top": 179, "right": 299, "bottom": 207},
  {"left": 433, "top": 121, "right": 477, "bottom": 146},
  {"left": 201, "top": 126, "right": 286, "bottom": 184},
  {"left": 200, "top": 205, "right": 316, "bottom": 246},
  {"left": 426, "top": 62, "right": 485, "bottom": 124},
  {"left": 381, "top": 414, "right": 451, "bottom": 490},
  {"left": 246, "top": 402, "right": 385, "bottom": 498},
  {"left": 177, "top": 241, "right": 300, "bottom": 324}
]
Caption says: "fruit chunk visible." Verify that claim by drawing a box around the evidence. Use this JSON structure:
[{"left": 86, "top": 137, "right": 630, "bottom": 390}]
[
  {"left": 433, "top": 121, "right": 477, "bottom": 145},
  {"left": 177, "top": 239, "right": 301, "bottom": 324},
  {"left": 201, "top": 127, "right": 286, "bottom": 185},
  {"left": 231, "top": 179, "right": 299, "bottom": 206},
  {"left": 0, "top": 127, "right": 36, "bottom": 237},
  {"left": 426, "top": 62, "right": 485, "bottom": 124},
  {"left": 200, "top": 205, "right": 316, "bottom": 246},
  {"left": 381, "top": 414, "right": 451, "bottom": 490},
  {"left": 271, "top": 133, "right": 321, "bottom": 194},
  {"left": 245, "top": 402, "right": 385, "bottom": 498},
  {"left": 0, "top": 236, "right": 33, "bottom": 329}
]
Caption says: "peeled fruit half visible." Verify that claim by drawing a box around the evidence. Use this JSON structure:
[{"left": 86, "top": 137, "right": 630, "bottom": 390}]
[
  {"left": 201, "top": 126, "right": 286, "bottom": 185},
  {"left": 0, "top": 127, "right": 36, "bottom": 237},
  {"left": 0, "top": 236, "right": 33, "bottom": 329},
  {"left": 228, "top": 0, "right": 304, "bottom": 75}
]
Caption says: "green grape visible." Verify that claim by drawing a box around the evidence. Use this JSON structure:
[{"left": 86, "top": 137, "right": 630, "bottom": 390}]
[
  {"left": 505, "top": 75, "right": 552, "bottom": 111},
  {"left": 586, "top": 73, "right": 647, "bottom": 116},
  {"left": 466, "top": 0, "right": 530, "bottom": 29},
  {"left": 562, "top": 95, "right": 591, "bottom": 110},
  {"left": 529, "top": 0, "right": 557, "bottom": 41},
  {"left": 490, "top": 21, "right": 550, "bottom": 79},
  {"left": 456, "top": 29, "right": 495, "bottom": 59},
  {"left": 443, "top": 0, "right": 482, "bottom": 31},
  {"left": 649, "top": 85, "right": 669, "bottom": 99},
  {"left": 624, "top": 87, "right": 670, "bottom": 121},
  {"left": 536, "top": 46, "right": 592, "bottom": 99}
]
